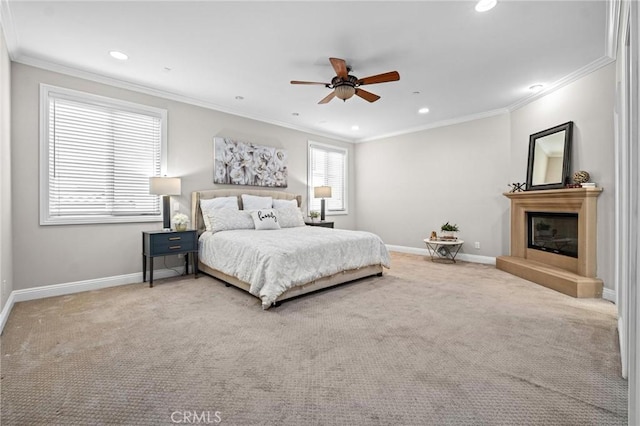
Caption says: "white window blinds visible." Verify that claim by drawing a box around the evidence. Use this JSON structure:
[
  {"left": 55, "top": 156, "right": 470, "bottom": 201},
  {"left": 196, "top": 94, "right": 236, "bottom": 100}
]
[
  {"left": 308, "top": 142, "right": 348, "bottom": 214},
  {"left": 41, "top": 85, "right": 166, "bottom": 225}
]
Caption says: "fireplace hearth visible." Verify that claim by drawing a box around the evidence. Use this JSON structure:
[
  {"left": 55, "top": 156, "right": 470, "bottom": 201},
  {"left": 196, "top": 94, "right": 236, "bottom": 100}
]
[{"left": 497, "top": 188, "right": 603, "bottom": 298}]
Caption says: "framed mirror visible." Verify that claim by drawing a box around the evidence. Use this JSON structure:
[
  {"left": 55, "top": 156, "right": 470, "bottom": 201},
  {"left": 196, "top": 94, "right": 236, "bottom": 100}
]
[{"left": 526, "top": 121, "right": 573, "bottom": 190}]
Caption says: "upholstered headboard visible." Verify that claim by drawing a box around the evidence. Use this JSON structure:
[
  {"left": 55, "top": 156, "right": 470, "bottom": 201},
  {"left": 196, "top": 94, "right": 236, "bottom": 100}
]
[{"left": 191, "top": 189, "right": 302, "bottom": 234}]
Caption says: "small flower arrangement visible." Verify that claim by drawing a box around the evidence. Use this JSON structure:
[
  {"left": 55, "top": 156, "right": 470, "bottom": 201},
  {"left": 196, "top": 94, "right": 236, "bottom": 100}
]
[
  {"left": 173, "top": 213, "right": 189, "bottom": 230},
  {"left": 440, "top": 222, "right": 459, "bottom": 232},
  {"left": 309, "top": 211, "right": 319, "bottom": 222}
]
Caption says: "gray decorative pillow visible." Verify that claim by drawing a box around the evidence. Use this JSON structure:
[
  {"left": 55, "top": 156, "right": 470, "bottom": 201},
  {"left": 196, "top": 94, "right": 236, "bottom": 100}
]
[
  {"left": 276, "top": 206, "right": 306, "bottom": 228},
  {"left": 250, "top": 209, "right": 281, "bottom": 230},
  {"left": 207, "top": 209, "right": 254, "bottom": 233}
]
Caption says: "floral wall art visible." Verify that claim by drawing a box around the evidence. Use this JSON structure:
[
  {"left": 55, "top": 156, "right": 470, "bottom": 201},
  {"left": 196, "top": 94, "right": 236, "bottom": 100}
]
[{"left": 213, "top": 137, "right": 288, "bottom": 187}]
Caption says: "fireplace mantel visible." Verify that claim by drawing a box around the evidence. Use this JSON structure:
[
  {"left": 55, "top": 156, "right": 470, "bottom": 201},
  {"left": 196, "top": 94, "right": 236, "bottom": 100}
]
[{"left": 497, "top": 187, "right": 603, "bottom": 298}]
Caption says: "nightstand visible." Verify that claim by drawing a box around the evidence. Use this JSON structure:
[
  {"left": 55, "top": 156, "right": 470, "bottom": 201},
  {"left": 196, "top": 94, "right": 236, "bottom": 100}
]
[
  {"left": 142, "top": 230, "right": 198, "bottom": 287},
  {"left": 305, "top": 221, "right": 334, "bottom": 228}
]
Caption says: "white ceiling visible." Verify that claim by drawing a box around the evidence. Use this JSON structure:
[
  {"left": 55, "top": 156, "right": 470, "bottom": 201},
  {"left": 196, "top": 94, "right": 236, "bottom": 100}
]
[{"left": 1, "top": 1, "right": 612, "bottom": 142}]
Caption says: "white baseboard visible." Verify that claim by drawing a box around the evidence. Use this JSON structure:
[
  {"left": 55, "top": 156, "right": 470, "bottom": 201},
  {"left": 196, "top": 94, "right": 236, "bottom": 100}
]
[
  {"left": 0, "top": 267, "right": 185, "bottom": 335},
  {"left": 387, "top": 245, "right": 616, "bottom": 301},
  {"left": 603, "top": 287, "right": 616, "bottom": 303},
  {"left": 0, "top": 292, "right": 16, "bottom": 336},
  {"left": 386, "top": 244, "right": 496, "bottom": 265}
]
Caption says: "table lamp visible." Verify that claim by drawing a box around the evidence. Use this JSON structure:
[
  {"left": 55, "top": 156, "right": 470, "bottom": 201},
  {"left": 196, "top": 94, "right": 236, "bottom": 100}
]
[
  {"left": 314, "top": 186, "right": 332, "bottom": 221},
  {"left": 149, "top": 176, "right": 181, "bottom": 230}
]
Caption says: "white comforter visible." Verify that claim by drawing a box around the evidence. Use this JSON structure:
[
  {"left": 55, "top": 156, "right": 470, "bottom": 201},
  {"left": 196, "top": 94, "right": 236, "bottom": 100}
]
[{"left": 198, "top": 226, "right": 390, "bottom": 308}]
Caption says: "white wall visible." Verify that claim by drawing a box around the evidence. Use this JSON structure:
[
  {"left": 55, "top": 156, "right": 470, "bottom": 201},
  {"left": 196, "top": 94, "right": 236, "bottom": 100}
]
[
  {"left": 354, "top": 113, "right": 511, "bottom": 258},
  {"left": 510, "top": 62, "right": 616, "bottom": 290},
  {"left": 355, "top": 62, "right": 616, "bottom": 291},
  {"left": 11, "top": 63, "right": 353, "bottom": 291},
  {"left": 0, "top": 24, "right": 12, "bottom": 313}
]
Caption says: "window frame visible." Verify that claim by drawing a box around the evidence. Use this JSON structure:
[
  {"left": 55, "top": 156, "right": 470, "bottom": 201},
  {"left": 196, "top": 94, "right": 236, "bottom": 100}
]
[
  {"left": 39, "top": 84, "right": 168, "bottom": 225},
  {"left": 307, "top": 140, "right": 349, "bottom": 216}
]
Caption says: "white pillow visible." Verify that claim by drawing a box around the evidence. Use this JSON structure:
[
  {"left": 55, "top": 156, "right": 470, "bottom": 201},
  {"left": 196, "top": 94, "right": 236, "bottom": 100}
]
[
  {"left": 201, "top": 196, "right": 239, "bottom": 211},
  {"left": 250, "top": 209, "right": 281, "bottom": 230},
  {"left": 242, "top": 194, "right": 273, "bottom": 210},
  {"left": 276, "top": 206, "right": 306, "bottom": 228},
  {"left": 272, "top": 199, "right": 298, "bottom": 209},
  {"left": 207, "top": 209, "right": 254, "bottom": 233},
  {"left": 200, "top": 197, "right": 239, "bottom": 231}
]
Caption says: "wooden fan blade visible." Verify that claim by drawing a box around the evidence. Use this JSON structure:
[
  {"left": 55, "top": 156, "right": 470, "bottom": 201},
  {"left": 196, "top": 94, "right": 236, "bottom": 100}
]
[
  {"left": 329, "top": 57, "right": 349, "bottom": 79},
  {"left": 357, "top": 71, "right": 400, "bottom": 85},
  {"left": 291, "top": 80, "right": 330, "bottom": 85},
  {"left": 318, "top": 91, "right": 336, "bottom": 104},
  {"left": 355, "top": 88, "right": 380, "bottom": 103}
]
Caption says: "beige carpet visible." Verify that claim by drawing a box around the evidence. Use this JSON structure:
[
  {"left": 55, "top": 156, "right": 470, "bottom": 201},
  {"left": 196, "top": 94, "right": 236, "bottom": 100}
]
[{"left": 0, "top": 252, "right": 627, "bottom": 425}]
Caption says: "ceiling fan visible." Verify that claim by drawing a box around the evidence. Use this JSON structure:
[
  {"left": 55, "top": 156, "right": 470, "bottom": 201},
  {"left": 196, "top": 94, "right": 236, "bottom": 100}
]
[{"left": 291, "top": 57, "right": 400, "bottom": 104}]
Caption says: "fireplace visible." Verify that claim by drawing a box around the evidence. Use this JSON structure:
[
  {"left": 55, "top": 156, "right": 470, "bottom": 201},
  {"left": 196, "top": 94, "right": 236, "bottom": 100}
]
[
  {"left": 496, "top": 188, "right": 603, "bottom": 298},
  {"left": 528, "top": 212, "right": 578, "bottom": 258}
]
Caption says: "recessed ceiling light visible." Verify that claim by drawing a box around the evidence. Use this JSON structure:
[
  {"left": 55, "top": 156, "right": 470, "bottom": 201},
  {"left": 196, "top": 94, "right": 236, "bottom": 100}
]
[
  {"left": 351, "top": 125, "right": 360, "bottom": 131},
  {"left": 475, "top": 0, "right": 497, "bottom": 12},
  {"left": 235, "top": 96, "right": 244, "bottom": 100},
  {"left": 109, "top": 50, "right": 128, "bottom": 61},
  {"left": 291, "top": 112, "right": 299, "bottom": 116},
  {"left": 418, "top": 107, "right": 430, "bottom": 114},
  {"left": 528, "top": 84, "right": 544, "bottom": 93},
  {"left": 412, "top": 91, "right": 421, "bottom": 95}
]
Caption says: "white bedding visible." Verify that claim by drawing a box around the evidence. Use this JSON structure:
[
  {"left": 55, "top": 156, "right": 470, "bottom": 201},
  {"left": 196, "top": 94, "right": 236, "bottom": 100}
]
[{"left": 198, "top": 226, "right": 390, "bottom": 308}]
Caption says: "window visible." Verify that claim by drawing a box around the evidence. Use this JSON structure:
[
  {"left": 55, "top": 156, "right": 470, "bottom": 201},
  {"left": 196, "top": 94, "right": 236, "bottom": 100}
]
[
  {"left": 308, "top": 141, "right": 348, "bottom": 215},
  {"left": 40, "top": 84, "right": 167, "bottom": 225}
]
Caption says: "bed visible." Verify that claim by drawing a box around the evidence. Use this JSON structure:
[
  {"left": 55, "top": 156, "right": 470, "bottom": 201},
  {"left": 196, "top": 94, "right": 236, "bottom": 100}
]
[{"left": 191, "top": 189, "right": 390, "bottom": 308}]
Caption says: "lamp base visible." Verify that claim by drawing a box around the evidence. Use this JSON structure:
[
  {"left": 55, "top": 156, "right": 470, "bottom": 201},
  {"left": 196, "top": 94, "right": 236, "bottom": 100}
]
[
  {"left": 162, "top": 195, "right": 171, "bottom": 230},
  {"left": 320, "top": 198, "right": 326, "bottom": 221}
]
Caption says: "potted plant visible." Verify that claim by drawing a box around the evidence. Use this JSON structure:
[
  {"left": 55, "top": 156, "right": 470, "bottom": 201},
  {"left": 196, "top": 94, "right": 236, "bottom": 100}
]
[
  {"left": 440, "top": 222, "right": 459, "bottom": 240},
  {"left": 309, "top": 211, "right": 319, "bottom": 222},
  {"left": 172, "top": 213, "right": 189, "bottom": 231}
]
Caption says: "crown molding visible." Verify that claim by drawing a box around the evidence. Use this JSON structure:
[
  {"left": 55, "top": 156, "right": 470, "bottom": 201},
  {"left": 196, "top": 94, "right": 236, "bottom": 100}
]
[
  {"left": 356, "top": 108, "right": 509, "bottom": 143},
  {"left": 507, "top": 55, "right": 615, "bottom": 113},
  {"left": 606, "top": 0, "right": 621, "bottom": 60},
  {"left": 0, "top": 0, "right": 19, "bottom": 59},
  {"left": 13, "top": 55, "right": 356, "bottom": 144}
]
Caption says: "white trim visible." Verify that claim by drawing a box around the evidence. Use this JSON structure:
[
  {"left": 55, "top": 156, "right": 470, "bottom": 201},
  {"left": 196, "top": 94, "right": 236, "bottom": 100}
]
[
  {"left": 0, "top": 267, "right": 185, "bottom": 335},
  {"left": 357, "top": 108, "right": 508, "bottom": 143},
  {"left": 385, "top": 244, "right": 496, "bottom": 265},
  {"left": 387, "top": 244, "right": 617, "bottom": 302},
  {"left": 14, "top": 55, "right": 355, "bottom": 144},
  {"left": 508, "top": 56, "right": 616, "bottom": 112},
  {"left": 11, "top": 52, "right": 617, "bottom": 146},
  {"left": 0, "top": 0, "right": 19, "bottom": 60},
  {"left": 39, "top": 84, "right": 167, "bottom": 225},
  {"left": 307, "top": 140, "right": 349, "bottom": 216},
  {"left": 603, "top": 287, "right": 617, "bottom": 304},
  {"left": 0, "top": 290, "right": 15, "bottom": 335},
  {"left": 606, "top": 0, "right": 621, "bottom": 60}
]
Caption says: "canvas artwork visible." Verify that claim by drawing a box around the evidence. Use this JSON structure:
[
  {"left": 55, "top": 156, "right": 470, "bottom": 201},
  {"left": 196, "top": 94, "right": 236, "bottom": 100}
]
[{"left": 213, "top": 137, "right": 288, "bottom": 187}]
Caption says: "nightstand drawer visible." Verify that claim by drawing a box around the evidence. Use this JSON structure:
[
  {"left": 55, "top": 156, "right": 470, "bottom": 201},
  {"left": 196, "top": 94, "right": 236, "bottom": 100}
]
[
  {"left": 151, "top": 232, "right": 196, "bottom": 246},
  {"left": 152, "top": 240, "right": 197, "bottom": 255}
]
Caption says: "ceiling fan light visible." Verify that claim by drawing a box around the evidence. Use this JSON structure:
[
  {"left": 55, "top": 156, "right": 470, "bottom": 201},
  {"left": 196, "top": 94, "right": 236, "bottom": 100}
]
[{"left": 335, "top": 85, "right": 356, "bottom": 101}]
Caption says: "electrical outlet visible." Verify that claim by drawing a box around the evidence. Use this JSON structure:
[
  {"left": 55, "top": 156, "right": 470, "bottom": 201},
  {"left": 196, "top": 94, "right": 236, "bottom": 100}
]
[
  {"left": 173, "top": 202, "right": 180, "bottom": 211},
  {"left": 474, "top": 242, "right": 481, "bottom": 249}
]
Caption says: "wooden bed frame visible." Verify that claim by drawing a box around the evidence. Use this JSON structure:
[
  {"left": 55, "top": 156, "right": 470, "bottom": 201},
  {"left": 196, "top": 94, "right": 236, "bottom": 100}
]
[{"left": 191, "top": 189, "right": 383, "bottom": 304}]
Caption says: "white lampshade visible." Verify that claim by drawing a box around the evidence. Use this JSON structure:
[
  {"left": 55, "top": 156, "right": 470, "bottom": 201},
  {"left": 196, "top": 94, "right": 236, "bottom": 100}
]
[
  {"left": 149, "top": 177, "right": 181, "bottom": 196},
  {"left": 314, "top": 186, "right": 332, "bottom": 199}
]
